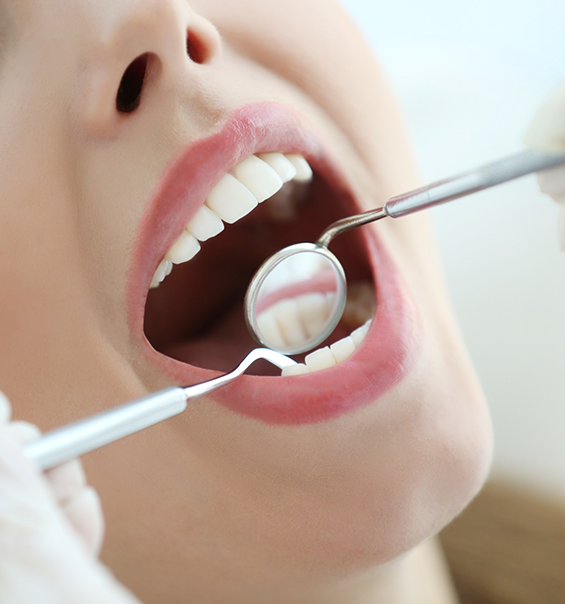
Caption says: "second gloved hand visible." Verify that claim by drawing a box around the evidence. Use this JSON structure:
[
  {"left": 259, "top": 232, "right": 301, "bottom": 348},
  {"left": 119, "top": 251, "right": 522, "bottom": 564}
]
[{"left": 524, "top": 82, "right": 565, "bottom": 250}]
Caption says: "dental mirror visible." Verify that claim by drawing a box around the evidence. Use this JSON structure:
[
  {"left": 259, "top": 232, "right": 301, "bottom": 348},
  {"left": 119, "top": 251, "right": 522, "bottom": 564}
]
[
  {"left": 244, "top": 243, "right": 346, "bottom": 355},
  {"left": 245, "top": 149, "right": 565, "bottom": 355}
]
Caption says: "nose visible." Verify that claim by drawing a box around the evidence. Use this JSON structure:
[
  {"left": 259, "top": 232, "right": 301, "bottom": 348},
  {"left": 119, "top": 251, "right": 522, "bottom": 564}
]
[{"left": 78, "top": 0, "right": 222, "bottom": 136}]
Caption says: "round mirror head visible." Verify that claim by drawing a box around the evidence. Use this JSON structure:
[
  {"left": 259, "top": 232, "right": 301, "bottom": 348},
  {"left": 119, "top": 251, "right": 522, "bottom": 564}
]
[{"left": 244, "top": 243, "right": 346, "bottom": 355}]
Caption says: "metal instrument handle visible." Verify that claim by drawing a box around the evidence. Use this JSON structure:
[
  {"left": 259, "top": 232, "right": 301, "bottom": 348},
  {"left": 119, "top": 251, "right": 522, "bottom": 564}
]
[
  {"left": 24, "top": 387, "right": 187, "bottom": 470},
  {"left": 384, "top": 149, "right": 565, "bottom": 218}
]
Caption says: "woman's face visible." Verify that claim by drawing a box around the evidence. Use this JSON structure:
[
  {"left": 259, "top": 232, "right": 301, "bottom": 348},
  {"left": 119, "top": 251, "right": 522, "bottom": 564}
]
[{"left": 0, "top": 0, "right": 492, "bottom": 601}]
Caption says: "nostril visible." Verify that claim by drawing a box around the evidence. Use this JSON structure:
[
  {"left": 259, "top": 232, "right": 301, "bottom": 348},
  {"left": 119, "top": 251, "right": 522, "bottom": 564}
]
[
  {"left": 116, "top": 53, "right": 149, "bottom": 114},
  {"left": 186, "top": 30, "right": 207, "bottom": 64}
]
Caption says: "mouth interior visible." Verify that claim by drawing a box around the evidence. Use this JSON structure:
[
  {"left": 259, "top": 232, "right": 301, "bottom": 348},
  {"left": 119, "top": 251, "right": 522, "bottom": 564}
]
[{"left": 143, "top": 172, "right": 374, "bottom": 374}]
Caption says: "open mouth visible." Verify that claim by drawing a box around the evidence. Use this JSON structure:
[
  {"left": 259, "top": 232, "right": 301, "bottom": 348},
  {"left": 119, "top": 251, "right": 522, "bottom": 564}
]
[
  {"left": 144, "top": 151, "right": 375, "bottom": 375},
  {"left": 129, "top": 103, "right": 421, "bottom": 424}
]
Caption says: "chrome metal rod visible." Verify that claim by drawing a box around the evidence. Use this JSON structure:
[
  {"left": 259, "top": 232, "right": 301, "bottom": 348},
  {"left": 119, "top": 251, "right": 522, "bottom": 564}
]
[
  {"left": 24, "top": 349, "right": 296, "bottom": 471},
  {"left": 316, "top": 208, "right": 388, "bottom": 248},
  {"left": 316, "top": 149, "right": 565, "bottom": 247},
  {"left": 384, "top": 149, "right": 565, "bottom": 218},
  {"left": 24, "top": 387, "right": 187, "bottom": 470}
]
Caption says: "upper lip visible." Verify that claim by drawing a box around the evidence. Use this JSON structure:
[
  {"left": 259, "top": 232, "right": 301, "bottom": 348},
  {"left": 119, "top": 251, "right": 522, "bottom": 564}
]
[{"left": 128, "top": 102, "right": 422, "bottom": 425}]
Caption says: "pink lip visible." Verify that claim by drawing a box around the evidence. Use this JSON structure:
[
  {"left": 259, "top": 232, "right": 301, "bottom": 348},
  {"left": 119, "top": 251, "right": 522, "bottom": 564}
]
[{"left": 129, "top": 102, "right": 422, "bottom": 425}]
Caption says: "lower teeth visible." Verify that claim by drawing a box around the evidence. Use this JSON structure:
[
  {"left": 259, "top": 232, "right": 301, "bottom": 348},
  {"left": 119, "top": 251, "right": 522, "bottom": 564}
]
[{"left": 281, "top": 319, "right": 371, "bottom": 376}]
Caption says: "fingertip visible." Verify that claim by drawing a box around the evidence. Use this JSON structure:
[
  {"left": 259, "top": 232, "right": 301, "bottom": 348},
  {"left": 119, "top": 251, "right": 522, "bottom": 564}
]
[
  {"left": 2, "top": 420, "right": 42, "bottom": 445},
  {"left": 46, "top": 458, "right": 87, "bottom": 503},
  {"left": 63, "top": 485, "right": 105, "bottom": 557}
]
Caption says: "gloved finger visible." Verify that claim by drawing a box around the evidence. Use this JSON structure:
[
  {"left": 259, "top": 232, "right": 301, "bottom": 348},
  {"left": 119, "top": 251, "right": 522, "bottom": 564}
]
[
  {"left": 538, "top": 165, "right": 565, "bottom": 200},
  {"left": 524, "top": 82, "right": 565, "bottom": 151},
  {"left": 62, "top": 485, "right": 105, "bottom": 557},
  {"left": 46, "top": 459, "right": 106, "bottom": 556},
  {"left": 45, "top": 459, "right": 86, "bottom": 504},
  {"left": 537, "top": 166, "right": 565, "bottom": 250},
  {"left": 0, "top": 390, "right": 12, "bottom": 424},
  {"left": 1, "top": 420, "right": 42, "bottom": 445},
  {"left": 0, "top": 419, "right": 106, "bottom": 557}
]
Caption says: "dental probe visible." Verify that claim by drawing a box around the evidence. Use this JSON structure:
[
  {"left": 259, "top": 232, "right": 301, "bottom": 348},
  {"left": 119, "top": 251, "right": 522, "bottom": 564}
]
[
  {"left": 316, "top": 149, "right": 565, "bottom": 247},
  {"left": 24, "top": 348, "right": 296, "bottom": 471}
]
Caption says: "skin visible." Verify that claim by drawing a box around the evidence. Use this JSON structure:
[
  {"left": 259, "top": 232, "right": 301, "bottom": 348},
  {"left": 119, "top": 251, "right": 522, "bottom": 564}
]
[{"left": 0, "top": 1, "right": 493, "bottom": 603}]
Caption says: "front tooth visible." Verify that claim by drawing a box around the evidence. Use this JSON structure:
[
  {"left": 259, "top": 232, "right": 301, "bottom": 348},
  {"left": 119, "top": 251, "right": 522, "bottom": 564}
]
[
  {"left": 258, "top": 153, "right": 297, "bottom": 182},
  {"left": 330, "top": 336, "right": 356, "bottom": 363},
  {"left": 206, "top": 173, "right": 258, "bottom": 224},
  {"left": 187, "top": 205, "right": 224, "bottom": 241},
  {"left": 281, "top": 363, "right": 311, "bottom": 377},
  {"left": 285, "top": 154, "right": 313, "bottom": 181},
  {"left": 165, "top": 230, "right": 201, "bottom": 264},
  {"left": 351, "top": 321, "right": 371, "bottom": 347},
  {"left": 233, "top": 156, "right": 283, "bottom": 203},
  {"left": 305, "top": 347, "right": 337, "bottom": 372}
]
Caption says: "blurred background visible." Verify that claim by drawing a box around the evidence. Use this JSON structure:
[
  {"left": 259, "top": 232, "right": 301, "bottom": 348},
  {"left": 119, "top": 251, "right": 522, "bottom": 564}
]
[{"left": 342, "top": 0, "right": 565, "bottom": 498}]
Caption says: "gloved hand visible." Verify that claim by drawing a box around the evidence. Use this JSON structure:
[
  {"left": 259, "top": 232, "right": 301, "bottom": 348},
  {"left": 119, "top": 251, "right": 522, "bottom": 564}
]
[
  {"left": 0, "top": 390, "right": 142, "bottom": 604},
  {"left": 524, "top": 82, "right": 565, "bottom": 250}
]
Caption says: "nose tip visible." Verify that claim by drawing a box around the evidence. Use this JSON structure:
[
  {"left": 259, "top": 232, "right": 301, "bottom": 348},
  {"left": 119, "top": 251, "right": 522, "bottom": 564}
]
[{"left": 79, "top": 1, "right": 222, "bottom": 136}]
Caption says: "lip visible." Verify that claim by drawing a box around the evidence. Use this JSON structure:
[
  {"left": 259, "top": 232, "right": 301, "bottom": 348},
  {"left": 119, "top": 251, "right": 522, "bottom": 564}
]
[{"left": 129, "top": 102, "right": 422, "bottom": 425}]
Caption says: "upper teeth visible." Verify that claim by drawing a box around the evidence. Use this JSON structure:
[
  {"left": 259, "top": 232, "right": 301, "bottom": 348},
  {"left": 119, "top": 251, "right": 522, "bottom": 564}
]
[{"left": 150, "top": 152, "right": 313, "bottom": 288}]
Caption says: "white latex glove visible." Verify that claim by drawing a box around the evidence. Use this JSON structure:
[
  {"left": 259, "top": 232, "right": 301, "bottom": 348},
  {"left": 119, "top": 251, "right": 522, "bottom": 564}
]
[
  {"left": 524, "top": 82, "right": 565, "bottom": 250},
  {"left": 0, "top": 390, "right": 142, "bottom": 604}
]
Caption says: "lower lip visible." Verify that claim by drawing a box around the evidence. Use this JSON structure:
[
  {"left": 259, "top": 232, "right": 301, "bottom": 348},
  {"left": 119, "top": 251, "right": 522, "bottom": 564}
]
[{"left": 145, "top": 228, "right": 421, "bottom": 425}]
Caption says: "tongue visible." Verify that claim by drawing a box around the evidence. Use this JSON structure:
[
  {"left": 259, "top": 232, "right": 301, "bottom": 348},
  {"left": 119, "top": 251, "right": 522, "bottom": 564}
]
[{"left": 162, "top": 302, "right": 264, "bottom": 373}]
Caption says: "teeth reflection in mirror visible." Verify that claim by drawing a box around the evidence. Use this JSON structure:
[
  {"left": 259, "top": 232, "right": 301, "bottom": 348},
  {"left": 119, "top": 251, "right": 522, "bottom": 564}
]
[
  {"left": 206, "top": 173, "right": 258, "bottom": 224},
  {"left": 187, "top": 205, "right": 224, "bottom": 242},
  {"left": 258, "top": 153, "right": 297, "bottom": 182},
  {"left": 256, "top": 312, "right": 286, "bottom": 350},
  {"left": 165, "top": 230, "right": 201, "bottom": 265},
  {"left": 270, "top": 299, "right": 308, "bottom": 347},
  {"left": 285, "top": 154, "right": 313, "bottom": 181},
  {"left": 234, "top": 156, "right": 283, "bottom": 203},
  {"left": 295, "top": 293, "right": 331, "bottom": 338}
]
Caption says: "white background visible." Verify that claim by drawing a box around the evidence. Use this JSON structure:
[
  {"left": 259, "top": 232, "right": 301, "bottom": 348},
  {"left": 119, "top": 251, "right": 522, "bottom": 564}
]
[{"left": 341, "top": 0, "right": 565, "bottom": 497}]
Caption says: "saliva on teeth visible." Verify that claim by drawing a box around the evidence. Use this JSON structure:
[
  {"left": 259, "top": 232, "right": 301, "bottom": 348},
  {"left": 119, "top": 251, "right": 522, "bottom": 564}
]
[{"left": 150, "top": 152, "right": 313, "bottom": 289}]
